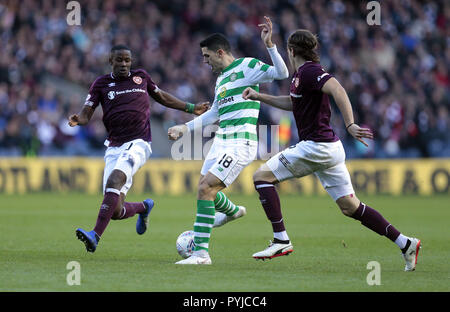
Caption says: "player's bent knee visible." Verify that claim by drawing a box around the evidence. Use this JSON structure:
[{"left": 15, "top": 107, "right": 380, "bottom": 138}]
[
  {"left": 197, "top": 174, "right": 224, "bottom": 200},
  {"left": 252, "top": 169, "right": 264, "bottom": 182},
  {"left": 253, "top": 164, "right": 277, "bottom": 184},
  {"left": 197, "top": 178, "right": 211, "bottom": 198},
  {"left": 106, "top": 169, "right": 127, "bottom": 190},
  {"left": 336, "top": 194, "right": 359, "bottom": 217},
  {"left": 338, "top": 203, "right": 356, "bottom": 217}
]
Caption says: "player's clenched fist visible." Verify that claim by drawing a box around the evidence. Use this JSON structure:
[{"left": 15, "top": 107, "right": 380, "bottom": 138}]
[
  {"left": 68, "top": 114, "right": 80, "bottom": 127},
  {"left": 194, "top": 102, "right": 210, "bottom": 115},
  {"left": 68, "top": 106, "right": 93, "bottom": 127},
  {"left": 168, "top": 124, "right": 188, "bottom": 140},
  {"left": 242, "top": 87, "right": 260, "bottom": 101}
]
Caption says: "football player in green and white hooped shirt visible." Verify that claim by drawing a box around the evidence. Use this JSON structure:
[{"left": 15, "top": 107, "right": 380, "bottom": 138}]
[{"left": 168, "top": 16, "right": 289, "bottom": 264}]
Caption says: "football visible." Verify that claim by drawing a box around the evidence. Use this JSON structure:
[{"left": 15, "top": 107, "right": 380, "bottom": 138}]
[{"left": 176, "top": 230, "right": 195, "bottom": 259}]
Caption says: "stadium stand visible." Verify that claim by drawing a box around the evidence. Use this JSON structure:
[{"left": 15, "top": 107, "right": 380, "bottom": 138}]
[{"left": 0, "top": 0, "right": 448, "bottom": 158}]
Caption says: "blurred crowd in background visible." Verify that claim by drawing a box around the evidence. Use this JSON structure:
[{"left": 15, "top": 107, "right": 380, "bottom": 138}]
[{"left": 0, "top": 0, "right": 448, "bottom": 158}]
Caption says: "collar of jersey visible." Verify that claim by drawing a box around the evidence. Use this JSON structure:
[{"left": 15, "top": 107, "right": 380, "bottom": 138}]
[
  {"left": 297, "top": 61, "right": 314, "bottom": 72},
  {"left": 110, "top": 71, "right": 131, "bottom": 80},
  {"left": 221, "top": 58, "right": 244, "bottom": 75}
]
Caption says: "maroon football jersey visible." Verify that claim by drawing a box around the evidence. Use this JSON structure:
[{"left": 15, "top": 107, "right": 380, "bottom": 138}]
[
  {"left": 84, "top": 69, "right": 159, "bottom": 146},
  {"left": 290, "top": 61, "right": 339, "bottom": 142}
]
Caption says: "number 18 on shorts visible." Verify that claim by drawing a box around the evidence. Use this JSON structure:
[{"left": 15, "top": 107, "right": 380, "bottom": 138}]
[{"left": 201, "top": 140, "right": 257, "bottom": 187}]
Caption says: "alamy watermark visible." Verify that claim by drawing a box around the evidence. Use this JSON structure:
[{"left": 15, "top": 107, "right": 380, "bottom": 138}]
[
  {"left": 366, "top": 261, "right": 381, "bottom": 285},
  {"left": 366, "top": 1, "right": 381, "bottom": 25},
  {"left": 66, "top": 1, "right": 81, "bottom": 26},
  {"left": 170, "top": 120, "right": 281, "bottom": 161},
  {"left": 66, "top": 261, "right": 81, "bottom": 286}
]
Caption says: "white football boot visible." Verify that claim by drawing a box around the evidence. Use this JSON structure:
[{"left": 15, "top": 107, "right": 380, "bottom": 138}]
[
  {"left": 402, "top": 238, "right": 421, "bottom": 271},
  {"left": 252, "top": 240, "right": 293, "bottom": 260},
  {"left": 175, "top": 250, "right": 212, "bottom": 265},
  {"left": 213, "top": 206, "right": 247, "bottom": 228}
]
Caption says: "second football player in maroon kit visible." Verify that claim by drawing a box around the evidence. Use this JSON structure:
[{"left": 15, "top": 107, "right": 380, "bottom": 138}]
[
  {"left": 243, "top": 30, "right": 421, "bottom": 271},
  {"left": 69, "top": 45, "right": 209, "bottom": 252}
]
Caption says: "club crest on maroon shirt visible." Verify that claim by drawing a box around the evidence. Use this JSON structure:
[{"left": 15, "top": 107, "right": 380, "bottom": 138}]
[
  {"left": 133, "top": 76, "right": 142, "bottom": 85},
  {"left": 294, "top": 77, "right": 300, "bottom": 88}
]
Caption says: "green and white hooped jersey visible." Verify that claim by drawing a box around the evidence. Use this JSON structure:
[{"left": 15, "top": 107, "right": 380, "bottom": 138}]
[{"left": 213, "top": 57, "right": 276, "bottom": 142}]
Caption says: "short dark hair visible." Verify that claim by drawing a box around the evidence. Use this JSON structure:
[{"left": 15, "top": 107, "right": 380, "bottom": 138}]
[
  {"left": 199, "top": 33, "right": 231, "bottom": 53},
  {"left": 287, "top": 30, "right": 320, "bottom": 62},
  {"left": 110, "top": 44, "right": 131, "bottom": 53}
]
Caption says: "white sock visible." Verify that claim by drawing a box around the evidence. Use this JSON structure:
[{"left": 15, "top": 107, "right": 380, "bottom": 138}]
[
  {"left": 274, "top": 231, "right": 289, "bottom": 241},
  {"left": 394, "top": 234, "right": 409, "bottom": 249},
  {"left": 193, "top": 249, "right": 209, "bottom": 258}
]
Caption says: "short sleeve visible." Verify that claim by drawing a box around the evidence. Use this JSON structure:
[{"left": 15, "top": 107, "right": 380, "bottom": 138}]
[
  {"left": 245, "top": 58, "right": 275, "bottom": 84},
  {"left": 141, "top": 70, "right": 160, "bottom": 96},
  {"left": 301, "top": 64, "right": 333, "bottom": 92},
  {"left": 84, "top": 77, "right": 102, "bottom": 109}
]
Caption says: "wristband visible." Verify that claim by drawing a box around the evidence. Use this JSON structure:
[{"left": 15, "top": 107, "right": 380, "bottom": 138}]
[
  {"left": 185, "top": 102, "right": 195, "bottom": 114},
  {"left": 346, "top": 122, "right": 355, "bottom": 130}
]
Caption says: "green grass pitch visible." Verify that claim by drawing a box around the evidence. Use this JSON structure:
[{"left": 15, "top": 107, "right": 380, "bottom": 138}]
[{"left": 0, "top": 193, "right": 449, "bottom": 292}]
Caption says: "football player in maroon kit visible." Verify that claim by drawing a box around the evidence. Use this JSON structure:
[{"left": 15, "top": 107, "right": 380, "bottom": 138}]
[
  {"left": 243, "top": 30, "right": 421, "bottom": 271},
  {"left": 69, "top": 45, "right": 209, "bottom": 252}
]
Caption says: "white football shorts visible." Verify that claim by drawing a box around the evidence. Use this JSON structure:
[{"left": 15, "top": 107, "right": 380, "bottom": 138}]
[
  {"left": 201, "top": 137, "right": 258, "bottom": 187},
  {"left": 266, "top": 140, "right": 354, "bottom": 201},
  {"left": 103, "top": 138, "right": 152, "bottom": 195}
]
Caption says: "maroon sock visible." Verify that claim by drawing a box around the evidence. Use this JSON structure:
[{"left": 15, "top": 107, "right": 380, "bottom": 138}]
[
  {"left": 351, "top": 202, "right": 400, "bottom": 242},
  {"left": 93, "top": 191, "right": 120, "bottom": 237},
  {"left": 118, "top": 202, "right": 146, "bottom": 220},
  {"left": 254, "top": 181, "right": 286, "bottom": 233}
]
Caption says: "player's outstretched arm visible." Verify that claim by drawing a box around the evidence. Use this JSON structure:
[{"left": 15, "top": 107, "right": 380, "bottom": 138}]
[
  {"left": 242, "top": 87, "right": 292, "bottom": 111},
  {"left": 322, "top": 77, "right": 373, "bottom": 146},
  {"left": 151, "top": 89, "right": 209, "bottom": 115},
  {"left": 68, "top": 105, "right": 95, "bottom": 127},
  {"left": 168, "top": 99, "right": 219, "bottom": 140},
  {"left": 258, "top": 16, "right": 289, "bottom": 80}
]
